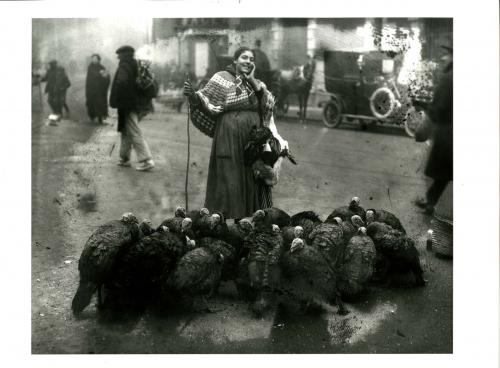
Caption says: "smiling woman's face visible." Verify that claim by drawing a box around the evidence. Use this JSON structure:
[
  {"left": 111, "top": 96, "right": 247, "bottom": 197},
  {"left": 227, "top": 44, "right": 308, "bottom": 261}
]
[{"left": 234, "top": 50, "right": 255, "bottom": 75}]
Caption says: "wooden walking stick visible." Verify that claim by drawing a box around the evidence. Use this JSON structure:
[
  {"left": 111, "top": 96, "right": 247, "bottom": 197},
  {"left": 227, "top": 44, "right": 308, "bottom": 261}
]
[
  {"left": 183, "top": 37, "right": 221, "bottom": 212},
  {"left": 185, "top": 72, "right": 191, "bottom": 212}
]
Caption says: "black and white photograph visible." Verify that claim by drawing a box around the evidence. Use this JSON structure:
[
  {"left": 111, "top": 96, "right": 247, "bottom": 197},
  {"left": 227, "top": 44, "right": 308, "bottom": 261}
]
[
  {"left": 1, "top": 0, "right": 499, "bottom": 366},
  {"left": 31, "top": 16, "right": 454, "bottom": 354}
]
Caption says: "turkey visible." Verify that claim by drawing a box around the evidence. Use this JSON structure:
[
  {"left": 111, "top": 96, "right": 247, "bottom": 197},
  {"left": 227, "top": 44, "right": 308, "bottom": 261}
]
[
  {"left": 139, "top": 218, "right": 154, "bottom": 238},
  {"left": 337, "top": 227, "right": 377, "bottom": 298},
  {"left": 308, "top": 222, "right": 345, "bottom": 272},
  {"left": 366, "top": 222, "right": 425, "bottom": 286},
  {"left": 196, "top": 212, "right": 243, "bottom": 253},
  {"left": 194, "top": 211, "right": 226, "bottom": 239},
  {"left": 365, "top": 208, "right": 406, "bottom": 234},
  {"left": 326, "top": 196, "right": 366, "bottom": 222},
  {"left": 235, "top": 256, "right": 255, "bottom": 301},
  {"left": 227, "top": 218, "right": 253, "bottom": 242},
  {"left": 225, "top": 218, "right": 253, "bottom": 259},
  {"left": 234, "top": 224, "right": 279, "bottom": 303},
  {"left": 280, "top": 238, "right": 348, "bottom": 315},
  {"left": 328, "top": 216, "right": 356, "bottom": 244},
  {"left": 187, "top": 207, "right": 209, "bottom": 222},
  {"left": 281, "top": 225, "right": 304, "bottom": 251},
  {"left": 159, "top": 206, "right": 186, "bottom": 233},
  {"left": 71, "top": 212, "right": 140, "bottom": 315},
  {"left": 196, "top": 237, "right": 237, "bottom": 282},
  {"left": 244, "top": 211, "right": 284, "bottom": 316},
  {"left": 289, "top": 210, "right": 322, "bottom": 240},
  {"left": 167, "top": 238, "right": 234, "bottom": 311},
  {"left": 262, "top": 207, "right": 291, "bottom": 228},
  {"left": 159, "top": 216, "right": 195, "bottom": 249},
  {"left": 349, "top": 214, "right": 366, "bottom": 233},
  {"left": 244, "top": 125, "right": 296, "bottom": 167},
  {"left": 246, "top": 214, "right": 283, "bottom": 282},
  {"left": 103, "top": 226, "right": 190, "bottom": 311},
  {"left": 187, "top": 207, "right": 211, "bottom": 237}
]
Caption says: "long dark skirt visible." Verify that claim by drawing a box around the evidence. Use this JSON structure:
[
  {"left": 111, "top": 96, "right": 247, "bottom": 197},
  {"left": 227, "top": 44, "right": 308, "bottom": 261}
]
[
  {"left": 205, "top": 109, "right": 269, "bottom": 219},
  {"left": 86, "top": 91, "right": 109, "bottom": 120}
]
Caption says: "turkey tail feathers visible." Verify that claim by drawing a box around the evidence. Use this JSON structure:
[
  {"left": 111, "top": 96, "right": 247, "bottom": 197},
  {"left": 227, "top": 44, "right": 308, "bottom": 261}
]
[
  {"left": 71, "top": 281, "right": 97, "bottom": 315},
  {"left": 290, "top": 211, "right": 322, "bottom": 225}
]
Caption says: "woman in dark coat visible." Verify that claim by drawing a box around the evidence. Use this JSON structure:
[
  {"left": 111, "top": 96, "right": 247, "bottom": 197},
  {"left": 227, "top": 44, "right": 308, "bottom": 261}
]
[
  {"left": 415, "top": 45, "right": 453, "bottom": 214},
  {"left": 184, "top": 47, "right": 288, "bottom": 219},
  {"left": 85, "top": 54, "right": 110, "bottom": 123}
]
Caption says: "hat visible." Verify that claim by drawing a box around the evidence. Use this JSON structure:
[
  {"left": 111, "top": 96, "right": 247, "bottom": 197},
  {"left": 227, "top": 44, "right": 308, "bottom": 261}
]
[{"left": 116, "top": 45, "right": 135, "bottom": 54}]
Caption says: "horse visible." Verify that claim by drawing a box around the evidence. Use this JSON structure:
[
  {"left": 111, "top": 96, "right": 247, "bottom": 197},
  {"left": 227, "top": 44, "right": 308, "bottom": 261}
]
[{"left": 276, "top": 61, "right": 315, "bottom": 123}]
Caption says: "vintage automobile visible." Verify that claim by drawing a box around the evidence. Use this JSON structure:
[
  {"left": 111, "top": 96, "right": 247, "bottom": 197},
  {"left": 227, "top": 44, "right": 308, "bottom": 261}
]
[{"left": 318, "top": 50, "right": 429, "bottom": 137}]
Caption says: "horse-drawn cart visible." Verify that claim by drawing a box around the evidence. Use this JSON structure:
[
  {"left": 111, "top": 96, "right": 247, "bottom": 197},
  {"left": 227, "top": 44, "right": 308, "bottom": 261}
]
[{"left": 319, "top": 50, "right": 431, "bottom": 137}]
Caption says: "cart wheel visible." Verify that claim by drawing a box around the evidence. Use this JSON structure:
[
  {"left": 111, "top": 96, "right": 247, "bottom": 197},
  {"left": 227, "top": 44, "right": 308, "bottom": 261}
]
[
  {"left": 404, "top": 106, "right": 426, "bottom": 138},
  {"left": 322, "top": 100, "right": 342, "bottom": 128}
]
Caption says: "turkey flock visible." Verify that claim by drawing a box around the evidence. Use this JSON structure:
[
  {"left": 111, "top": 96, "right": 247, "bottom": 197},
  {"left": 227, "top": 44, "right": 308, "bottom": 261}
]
[{"left": 72, "top": 197, "right": 425, "bottom": 318}]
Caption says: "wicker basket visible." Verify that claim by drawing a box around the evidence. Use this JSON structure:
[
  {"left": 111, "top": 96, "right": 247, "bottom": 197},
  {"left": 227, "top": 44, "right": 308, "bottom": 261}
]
[{"left": 431, "top": 215, "right": 453, "bottom": 258}]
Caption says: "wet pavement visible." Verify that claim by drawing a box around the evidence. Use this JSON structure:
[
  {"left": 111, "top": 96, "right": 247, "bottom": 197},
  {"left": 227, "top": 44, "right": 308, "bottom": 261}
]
[{"left": 31, "top": 99, "right": 452, "bottom": 354}]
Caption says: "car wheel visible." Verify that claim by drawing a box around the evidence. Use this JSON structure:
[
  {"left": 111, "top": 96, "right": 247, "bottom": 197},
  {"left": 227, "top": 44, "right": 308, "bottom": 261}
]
[{"left": 322, "top": 100, "right": 342, "bottom": 128}]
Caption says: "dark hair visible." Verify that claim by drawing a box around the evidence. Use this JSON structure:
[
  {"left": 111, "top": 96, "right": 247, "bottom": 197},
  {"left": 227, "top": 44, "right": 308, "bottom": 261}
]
[
  {"left": 233, "top": 46, "right": 254, "bottom": 61},
  {"left": 91, "top": 53, "right": 101, "bottom": 61}
]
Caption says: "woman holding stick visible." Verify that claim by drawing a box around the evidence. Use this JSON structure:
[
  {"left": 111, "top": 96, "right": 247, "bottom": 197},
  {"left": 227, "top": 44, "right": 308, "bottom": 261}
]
[{"left": 184, "top": 46, "right": 288, "bottom": 220}]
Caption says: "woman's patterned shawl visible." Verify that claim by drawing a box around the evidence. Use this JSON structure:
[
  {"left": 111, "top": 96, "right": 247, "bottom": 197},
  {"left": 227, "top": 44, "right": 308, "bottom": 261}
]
[{"left": 190, "top": 65, "right": 275, "bottom": 137}]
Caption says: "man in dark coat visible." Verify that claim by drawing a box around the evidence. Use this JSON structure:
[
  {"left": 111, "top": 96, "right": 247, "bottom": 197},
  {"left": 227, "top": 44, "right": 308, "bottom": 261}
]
[
  {"left": 42, "top": 60, "right": 71, "bottom": 118},
  {"left": 252, "top": 39, "right": 271, "bottom": 81},
  {"left": 85, "top": 54, "right": 110, "bottom": 124},
  {"left": 415, "top": 44, "right": 453, "bottom": 215},
  {"left": 109, "top": 45, "right": 155, "bottom": 171}
]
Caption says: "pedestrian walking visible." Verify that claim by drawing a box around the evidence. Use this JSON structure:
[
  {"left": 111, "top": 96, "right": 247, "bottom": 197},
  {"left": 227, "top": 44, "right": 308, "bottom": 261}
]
[
  {"left": 109, "top": 45, "right": 155, "bottom": 171},
  {"left": 184, "top": 46, "right": 288, "bottom": 220},
  {"left": 414, "top": 41, "right": 453, "bottom": 215},
  {"left": 85, "top": 54, "right": 110, "bottom": 124},
  {"left": 41, "top": 60, "right": 71, "bottom": 120}
]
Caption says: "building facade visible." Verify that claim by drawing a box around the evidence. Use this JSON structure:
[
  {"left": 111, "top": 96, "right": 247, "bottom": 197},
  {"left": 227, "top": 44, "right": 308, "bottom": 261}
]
[{"left": 151, "top": 18, "right": 452, "bottom": 105}]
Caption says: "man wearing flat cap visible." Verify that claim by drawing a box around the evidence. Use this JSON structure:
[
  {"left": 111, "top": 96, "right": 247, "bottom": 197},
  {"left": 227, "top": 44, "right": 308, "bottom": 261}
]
[
  {"left": 110, "top": 45, "right": 155, "bottom": 171},
  {"left": 415, "top": 37, "right": 453, "bottom": 214}
]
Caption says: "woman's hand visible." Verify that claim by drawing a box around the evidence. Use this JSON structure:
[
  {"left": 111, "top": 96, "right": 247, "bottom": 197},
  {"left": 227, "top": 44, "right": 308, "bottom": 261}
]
[
  {"left": 247, "top": 62, "right": 256, "bottom": 80},
  {"left": 244, "top": 63, "right": 262, "bottom": 91},
  {"left": 183, "top": 80, "right": 195, "bottom": 97},
  {"left": 207, "top": 103, "right": 223, "bottom": 114}
]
